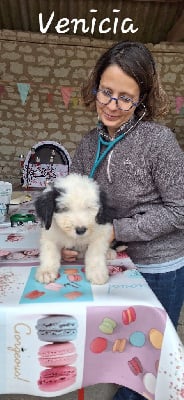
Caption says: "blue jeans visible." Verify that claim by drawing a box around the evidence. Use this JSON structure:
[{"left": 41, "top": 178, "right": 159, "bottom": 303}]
[{"left": 113, "top": 266, "right": 184, "bottom": 400}]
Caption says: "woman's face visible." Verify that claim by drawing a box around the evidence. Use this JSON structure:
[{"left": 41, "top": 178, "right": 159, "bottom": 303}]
[{"left": 96, "top": 64, "right": 140, "bottom": 137}]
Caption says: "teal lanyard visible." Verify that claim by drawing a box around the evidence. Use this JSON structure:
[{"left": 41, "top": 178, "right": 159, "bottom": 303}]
[{"left": 89, "top": 132, "right": 126, "bottom": 178}]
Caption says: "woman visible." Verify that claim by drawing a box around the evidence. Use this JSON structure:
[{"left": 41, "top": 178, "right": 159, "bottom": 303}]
[{"left": 63, "top": 41, "right": 184, "bottom": 400}]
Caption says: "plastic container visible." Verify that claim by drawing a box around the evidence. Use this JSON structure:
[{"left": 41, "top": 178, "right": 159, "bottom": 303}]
[{"left": 10, "top": 213, "right": 36, "bottom": 227}]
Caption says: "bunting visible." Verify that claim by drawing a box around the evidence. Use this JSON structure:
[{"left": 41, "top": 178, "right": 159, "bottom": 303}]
[
  {"left": 0, "top": 81, "right": 80, "bottom": 108},
  {"left": 60, "top": 86, "right": 73, "bottom": 108},
  {"left": 0, "top": 85, "right": 6, "bottom": 96},
  {"left": 17, "top": 83, "right": 30, "bottom": 105},
  {"left": 0, "top": 81, "right": 184, "bottom": 116},
  {"left": 176, "top": 96, "right": 184, "bottom": 114},
  {"left": 47, "top": 93, "right": 53, "bottom": 104},
  {"left": 71, "top": 97, "right": 79, "bottom": 108}
]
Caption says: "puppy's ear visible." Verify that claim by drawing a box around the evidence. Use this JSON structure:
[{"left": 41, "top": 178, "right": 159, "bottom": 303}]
[
  {"left": 96, "top": 190, "right": 116, "bottom": 224},
  {"left": 35, "top": 187, "right": 60, "bottom": 230}
]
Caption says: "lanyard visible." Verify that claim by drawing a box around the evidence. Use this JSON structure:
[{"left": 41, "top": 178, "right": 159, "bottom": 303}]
[{"left": 89, "top": 132, "right": 126, "bottom": 178}]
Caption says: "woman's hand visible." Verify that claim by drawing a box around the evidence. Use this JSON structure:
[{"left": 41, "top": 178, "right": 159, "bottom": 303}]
[
  {"left": 61, "top": 248, "right": 78, "bottom": 262},
  {"left": 109, "top": 226, "right": 115, "bottom": 244}
]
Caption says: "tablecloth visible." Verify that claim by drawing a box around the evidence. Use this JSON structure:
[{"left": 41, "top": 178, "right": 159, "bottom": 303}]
[
  {"left": 0, "top": 262, "right": 183, "bottom": 399},
  {"left": 0, "top": 203, "right": 183, "bottom": 400}
]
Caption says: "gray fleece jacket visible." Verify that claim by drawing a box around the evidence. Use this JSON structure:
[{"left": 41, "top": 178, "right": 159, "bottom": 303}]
[{"left": 70, "top": 120, "right": 184, "bottom": 265}]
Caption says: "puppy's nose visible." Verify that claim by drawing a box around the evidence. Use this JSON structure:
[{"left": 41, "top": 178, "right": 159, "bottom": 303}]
[{"left": 75, "top": 226, "right": 87, "bottom": 235}]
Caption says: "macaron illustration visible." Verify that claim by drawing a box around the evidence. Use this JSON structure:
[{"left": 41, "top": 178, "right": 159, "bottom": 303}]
[
  {"left": 128, "top": 356, "right": 143, "bottom": 376},
  {"left": 25, "top": 290, "right": 45, "bottom": 299},
  {"left": 99, "top": 317, "right": 117, "bottom": 334},
  {"left": 68, "top": 274, "right": 82, "bottom": 282},
  {"left": 64, "top": 268, "right": 78, "bottom": 274},
  {"left": 38, "top": 342, "right": 77, "bottom": 367},
  {"left": 143, "top": 372, "right": 156, "bottom": 394},
  {"left": 129, "top": 331, "right": 146, "bottom": 347},
  {"left": 122, "top": 307, "right": 136, "bottom": 325},
  {"left": 36, "top": 315, "right": 78, "bottom": 342},
  {"left": 64, "top": 291, "right": 82, "bottom": 300},
  {"left": 45, "top": 282, "right": 63, "bottom": 291},
  {"left": 90, "top": 337, "right": 108, "bottom": 353},
  {"left": 112, "top": 338, "right": 127, "bottom": 353},
  {"left": 149, "top": 328, "right": 163, "bottom": 349},
  {"left": 38, "top": 365, "right": 76, "bottom": 392}
]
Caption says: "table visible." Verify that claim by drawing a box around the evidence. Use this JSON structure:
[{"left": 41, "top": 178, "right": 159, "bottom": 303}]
[{"left": 0, "top": 202, "right": 183, "bottom": 400}]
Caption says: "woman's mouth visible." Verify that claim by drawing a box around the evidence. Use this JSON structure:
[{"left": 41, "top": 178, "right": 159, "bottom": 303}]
[{"left": 103, "top": 111, "right": 120, "bottom": 121}]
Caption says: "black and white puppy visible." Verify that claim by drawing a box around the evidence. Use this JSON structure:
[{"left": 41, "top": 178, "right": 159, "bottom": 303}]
[{"left": 35, "top": 173, "right": 116, "bottom": 285}]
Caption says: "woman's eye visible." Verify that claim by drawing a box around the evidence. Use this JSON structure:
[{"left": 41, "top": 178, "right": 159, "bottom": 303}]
[
  {"left": 120, "top": 95, "right": 131, "bottom": 103},
  {"left": 103, "top": 89, "right": 111, "bottom": 97}
]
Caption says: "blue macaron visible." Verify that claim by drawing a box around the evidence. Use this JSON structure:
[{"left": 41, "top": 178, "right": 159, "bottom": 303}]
[
  {"left": 129, "top": 331, "right": 146, "bottom": 347},
  {"left": 36, "top": 315, "right": 78, "bottom": 342}
]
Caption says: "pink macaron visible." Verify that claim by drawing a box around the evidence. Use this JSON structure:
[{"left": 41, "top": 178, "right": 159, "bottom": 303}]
[
  {"left": 122, "top": 306, "right": 136, "bottom": 325},
  {"left": 38, "top": 342, "right": 77, "bottom": 367},
  {"left": 38, "top": 365, "right": 76, "bottom": 392},
  {"left": 68, "top": 274, "right": 82, "bottom": 282},
  {"left": 128, "top": 356, "right": 143, "bottom": 376}
]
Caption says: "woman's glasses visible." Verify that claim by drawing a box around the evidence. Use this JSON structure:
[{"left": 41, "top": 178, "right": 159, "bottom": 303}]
[{"left": 93, "top": 88, "right": 139, "bottom": 111}]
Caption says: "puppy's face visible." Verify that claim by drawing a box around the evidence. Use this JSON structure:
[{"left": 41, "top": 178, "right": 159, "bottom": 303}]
[
  {"left": 55, "top": 178, "right": 100, "bottom": 239},
  {"left": 35, "top": 174, "right": 106, "bottom": 238}
]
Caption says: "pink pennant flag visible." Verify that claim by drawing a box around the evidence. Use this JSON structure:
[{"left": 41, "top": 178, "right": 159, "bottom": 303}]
[
  {"left": 175, "top": 96, "right": 184, "bottom": 114},
  {"left": 61, "top": 87, "right": 73, "bottom": 108},
  {"left": 0, "top": 85, "right": 6, "bottom": 96}
]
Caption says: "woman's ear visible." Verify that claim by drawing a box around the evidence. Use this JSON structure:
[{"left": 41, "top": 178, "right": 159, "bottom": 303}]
[{"left": 96, "top": 190, "right": 115, "bottom": 224}]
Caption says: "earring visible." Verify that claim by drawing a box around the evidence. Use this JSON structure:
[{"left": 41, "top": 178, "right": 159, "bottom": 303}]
[{"left": 97, "top": 115, "right": 102, "bottom": 128}]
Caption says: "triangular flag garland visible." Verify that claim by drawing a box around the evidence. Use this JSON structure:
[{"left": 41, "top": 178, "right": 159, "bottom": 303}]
[
  {"left": 60, "top": 86, "right": 73, "bottom": 108},
  {"left": 17, "top": 83, "right": 30, "bottom": 105},
  {"left": 47, "top": 93, "right": 53, "bottom": 104},
  {"left": 0, "top": 81, "right": 183, "bottom": 114},
  {"left": 0, "top": 81, "right": 82, "bottom": 107}
]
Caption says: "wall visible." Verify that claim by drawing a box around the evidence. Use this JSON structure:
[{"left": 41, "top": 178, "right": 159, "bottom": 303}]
[{"left": 0, "top": 30, "right": 183, "bottom": 186}]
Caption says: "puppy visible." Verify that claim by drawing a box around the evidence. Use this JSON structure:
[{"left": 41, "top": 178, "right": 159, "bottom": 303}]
[{"left": 35, "top": 173, "right": 115, "bottom": 285}]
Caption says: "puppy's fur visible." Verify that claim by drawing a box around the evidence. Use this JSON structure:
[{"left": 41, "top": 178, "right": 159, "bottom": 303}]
[{"left": 35, "top": 173, "right": 115, "bottom": 285}]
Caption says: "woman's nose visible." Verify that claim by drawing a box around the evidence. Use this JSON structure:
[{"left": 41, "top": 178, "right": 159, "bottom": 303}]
[{"left": 107, "top": 97, "right": 119, "bottom": 110}]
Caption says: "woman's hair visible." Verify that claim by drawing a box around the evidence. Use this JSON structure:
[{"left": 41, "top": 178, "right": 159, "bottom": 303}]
[{"left": 82, "top": 41, "right": 169, "bottom": 120}]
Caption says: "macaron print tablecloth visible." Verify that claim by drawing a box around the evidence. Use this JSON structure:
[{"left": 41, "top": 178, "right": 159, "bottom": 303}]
[{"left": 0, "top": 264, "right": 183, "bottom": 400}]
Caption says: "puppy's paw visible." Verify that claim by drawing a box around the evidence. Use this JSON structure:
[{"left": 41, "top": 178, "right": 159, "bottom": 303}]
[
  {"left": 85, "top": 266, "right": 109, "bottom": 285},
  {"left": 35, "top": 267, "right": 59, "bottom": 284}
]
